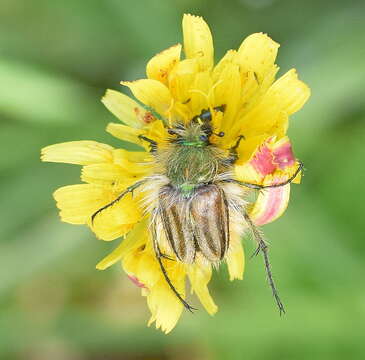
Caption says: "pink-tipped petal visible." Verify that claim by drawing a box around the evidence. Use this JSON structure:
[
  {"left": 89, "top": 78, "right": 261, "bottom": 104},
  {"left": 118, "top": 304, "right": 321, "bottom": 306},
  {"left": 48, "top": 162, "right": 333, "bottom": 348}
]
[
  {"left": 128, "top": 274, "right": 148, "bottom": 289},
  {"left": 250, "top": 143, "right": 276, "bottom": 176},
  {"left": 272, "top": 137, "right": 295, "bottom": 170},
  {"left": 250, "top": 183, "right": 290, "bottom": 226}
]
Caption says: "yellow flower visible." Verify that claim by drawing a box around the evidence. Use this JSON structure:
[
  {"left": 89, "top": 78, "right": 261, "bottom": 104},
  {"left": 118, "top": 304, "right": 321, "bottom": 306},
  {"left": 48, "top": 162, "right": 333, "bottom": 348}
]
[{"left": 41, "top": 14, "right": 310, "bottom": 333}]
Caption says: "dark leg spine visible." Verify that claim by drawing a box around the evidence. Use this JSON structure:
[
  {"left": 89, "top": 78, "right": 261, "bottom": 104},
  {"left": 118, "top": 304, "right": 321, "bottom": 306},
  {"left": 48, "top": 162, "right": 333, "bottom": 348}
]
[
  {"left": 225, "top": 135, "right": 245, "bottom": 164},
  {"left": 244, "top": 212, "right": 286, "bottom": 315},
  {"left": 138, "top": 135, "right": 158, "bottom": 153},
  {"left": 91, "top": 180, "right": 146, "bottom": 224}
]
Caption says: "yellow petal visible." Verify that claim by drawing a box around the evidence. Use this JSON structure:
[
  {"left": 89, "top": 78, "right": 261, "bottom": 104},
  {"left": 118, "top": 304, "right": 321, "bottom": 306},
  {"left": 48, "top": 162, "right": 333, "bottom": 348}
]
[
  {"left": 145, "top": 120, "right": 169, "bottom": 145},
  {"left": 106, "top": 123, "right": 144, "bottom": 146},
  {"left": 226, "top": 241, "right": 245, "bottom": 281},
  {"left": 97, "top": 219, "right": 148, "bottom": 270},
  {"left": 212, "top": 49, "right": 237, "bottom": 82},
  {"left": 123, "top": 242, "right": 161, "bottom": 290},
  {"left": 91, "top": 192, "right": 142, "bottom": 241},
  {"left": 124, "top": 245, "right": 186, "bottom": 334},
  {"left": 265, "top": 68, "right": 311, "bottom": 115},
  {"left": 134, "top": 251, "right": 161, "bottom": 288},
  {"left": 190, "top": 71, "right": 213, "bottom": 116},
  {"left": 41, "top": 141, "right": 113, "bottom": 165},
  {"left": 112, "top": 149, "right": 153, "bottom": 177},
  {"left": 121, "top": 79, "right": 172, "bottom": 117},
  {"left": 147, "top": 264, "right": 185, "bottom": 333},
  {"left": 81, "top": 163, "right": 136, "bottom": 189},
  {"left": 235, "top": 134, "right": 270, "bottom": 165},
  {"left": 146, "top": 44, "right": 182, "bottom": 85},
  {"left": 234, "top": 135, "right": 270, "bottom": 183},
  {"left": 182, "top": 14, "right": 214, "bottom": 71},
  {"left": 112, "top": 149, "right": 151, "bottom": 163},
  {"left": 53, "top": 184, "right": 112, "bottom": 224},
  {"left": 101, "top": 89, "right": 147, "bottom": 128},
  {"left": 236, "top": 33, "right": 279, "bottom": 83},
  {"left": 168, "top": 58, "right": 198, "bottom": 103},
  {"left": 187, "top": 262, "right": 217, "bottom": 315},
  {"left": 269, "top": 112, "right": 289, "bottom": 138},
  {"left": 213, "top": 62, "right": 241, "bottom": 133},
  {"left": 234, "top": 162, "right": 262, "bottom": 184},
  {"left": 238, "top": 69, "right": 310, "bottom": 137}
]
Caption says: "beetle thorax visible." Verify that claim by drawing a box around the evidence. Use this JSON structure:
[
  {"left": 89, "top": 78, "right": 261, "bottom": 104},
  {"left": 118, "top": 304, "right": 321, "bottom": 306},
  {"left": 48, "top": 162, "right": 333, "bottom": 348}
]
[{"left": 161, "top": 123, "right": 227, "bottom": 195}]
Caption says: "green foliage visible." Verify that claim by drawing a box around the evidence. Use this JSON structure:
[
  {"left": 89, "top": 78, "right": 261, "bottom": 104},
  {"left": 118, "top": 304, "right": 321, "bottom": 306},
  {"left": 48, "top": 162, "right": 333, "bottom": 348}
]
[{"left": 1, "top": 0, "right": 365, "bottom": 359}]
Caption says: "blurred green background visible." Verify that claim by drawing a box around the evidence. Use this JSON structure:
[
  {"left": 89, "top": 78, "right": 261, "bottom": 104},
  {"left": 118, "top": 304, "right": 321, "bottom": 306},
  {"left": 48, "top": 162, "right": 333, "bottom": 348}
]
[{"left": 1, "top": 0, "right": 365, "bottom": 359}]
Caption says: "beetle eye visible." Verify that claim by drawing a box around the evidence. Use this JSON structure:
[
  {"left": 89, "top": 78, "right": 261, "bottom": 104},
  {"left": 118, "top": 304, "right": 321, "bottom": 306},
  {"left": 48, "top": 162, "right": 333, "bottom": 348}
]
[{"left": 199, "top": 135, "right": 208, "bottom": 142}]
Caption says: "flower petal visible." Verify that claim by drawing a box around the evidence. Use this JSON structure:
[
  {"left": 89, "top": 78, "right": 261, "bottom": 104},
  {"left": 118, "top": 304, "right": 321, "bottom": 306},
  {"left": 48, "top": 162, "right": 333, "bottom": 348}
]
[
  {"left": 41, "top": 141, "right": 113, "bottom": 165},
  {"left": 234, "top": 162, "right": 262, "bottom": 184},
  {"left": 239, "top": 69, "right": 310, "bottom": 137},
  {"left": 190, "top": 71, "right": 213, "bottom": 116},
  {"left": 250, "top": 141, "right": 276, "bottom": 176},
  {"left": 182, "top": 14, "right": 214, "bottom": 71},
  {"left": 146, "top": 44, "right": 182, "bottom": 85},
  {"left": 123, "top": 242, "right": 186, "bottom": 334},
  {"left": 112, "top": 149, "right": 150, "bottom": 163},
  {"left": 168, "top": 59, "right": 198, "bottom": 104},
  {"left": 81, "top": 163, "right": 136, "bottom": 189},
  {"left": 146, "top": 264, "right": 185, "bottom": 333},
  {"left": 226, "top": 240, "right": 245, "bottom": 281},
  {"left": 212, "top": 49, "right": 237, "bottom": 81},
  {"left": 213, "top": 62, "right": 241, "bottom": 133},
  {"left": 128, "top": 275, "right": 147, "bottom": 289},
  {"left": 249, "top": 183, "right": 291, "bottom": 226},
  {"left": 145, "top": 119, "right": 170, "bottom": 145},
  {"left": 91, "top": 192, "right": 143, "bottom": 241},
  {"left": 53, "top": 184, "right": 112, "bottom": 224},
  {"left": 102, "top": 89, "right": 150, "bottom": 128},
  {"left": 112, "top": 149, "right": 153, "bottom": 177},
  {"left": 187, "top": 261, "right": 217, "bottom": 315},
  {"left": 125, "top": 239, "right": 186, "bottom": 334},
  {"left": 121, "top": 79, "right": 172, "bottom": 117},
  {"left": 235, "top": 134, "right": 270, "bottom": 165},
  {"left": 265, "top": 69, "right": 310, "bottom": 116},
  {"left": 113, "top": 149, "right": 153, "bottom": 181},
  {"left": 132, "top": 250, "right": 161, "bottom": 287},
  {"left": 236, "top": 33, "right": 279, "bottom": 83},
  {"left": 106, "top": 123, "right": 144, "bottom": 146},
  {"left": 271, "top": 136, "right": 296, "bottom": 170},
  {"left": 96, "top": 219, "right": 148, "bottom": 270}
]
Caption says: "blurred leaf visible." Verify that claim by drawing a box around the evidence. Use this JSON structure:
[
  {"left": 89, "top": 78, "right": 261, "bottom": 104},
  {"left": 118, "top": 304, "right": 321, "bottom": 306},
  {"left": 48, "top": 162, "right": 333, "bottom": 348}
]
[{"left": 0, "top": 58, "right": 104, "bottom": 125}]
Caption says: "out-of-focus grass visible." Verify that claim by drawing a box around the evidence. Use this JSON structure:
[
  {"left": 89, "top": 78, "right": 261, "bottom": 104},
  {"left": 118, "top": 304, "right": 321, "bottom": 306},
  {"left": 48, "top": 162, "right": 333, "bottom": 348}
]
[{"left": 1, "top": 0, "right": 365, "bottom": 359}]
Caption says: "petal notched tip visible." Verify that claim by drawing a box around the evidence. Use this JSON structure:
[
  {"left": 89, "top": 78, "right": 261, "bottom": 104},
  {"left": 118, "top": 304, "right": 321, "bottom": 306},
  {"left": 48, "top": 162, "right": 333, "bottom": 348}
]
[{"left": 182, "top": 13, "right": 214, "bottom": 71}]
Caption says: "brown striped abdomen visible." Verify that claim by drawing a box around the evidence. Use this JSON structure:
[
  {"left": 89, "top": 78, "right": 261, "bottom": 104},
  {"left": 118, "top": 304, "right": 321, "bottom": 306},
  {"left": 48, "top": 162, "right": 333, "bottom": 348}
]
[
  {"left": 158, "top": 184, "right": 229, "bottom": 264},
  {"left": 189, "top": 184, "right": 229, "bottom": 262}
]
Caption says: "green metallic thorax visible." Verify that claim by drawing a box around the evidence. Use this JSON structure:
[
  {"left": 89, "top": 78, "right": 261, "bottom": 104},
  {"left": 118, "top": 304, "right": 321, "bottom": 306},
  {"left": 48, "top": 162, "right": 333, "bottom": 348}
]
[
  {"left": 166, "top": 145, "right": 219, "bottom": 196},
  {"left": 161, "top": 121, "right": 230, "bottom": 196}
]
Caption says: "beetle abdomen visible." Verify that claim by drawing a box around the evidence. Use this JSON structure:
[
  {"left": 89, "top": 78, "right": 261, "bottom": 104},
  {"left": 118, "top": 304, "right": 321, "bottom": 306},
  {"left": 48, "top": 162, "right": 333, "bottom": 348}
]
[
  {"left": 159, "top": 187, "right": 196, "bottom": 264},
  {"left": 190, "top": 184, "right": 230, "bottom": 262},
  {"left": 158, "top": 184, "right": 230, "bottom": 264}
]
